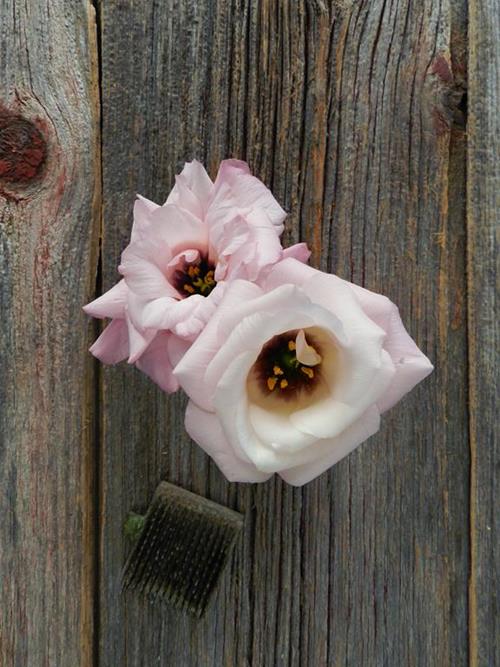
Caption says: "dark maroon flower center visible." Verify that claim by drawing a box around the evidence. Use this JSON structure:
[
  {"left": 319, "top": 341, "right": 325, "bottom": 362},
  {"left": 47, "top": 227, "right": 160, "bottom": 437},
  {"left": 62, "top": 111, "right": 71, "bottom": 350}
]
[
  {"left": 253, "top": 330, "right": 322, "bottom": 397},
  {"left": 171, "top": 254, "right": 217, "bottom": 298}
]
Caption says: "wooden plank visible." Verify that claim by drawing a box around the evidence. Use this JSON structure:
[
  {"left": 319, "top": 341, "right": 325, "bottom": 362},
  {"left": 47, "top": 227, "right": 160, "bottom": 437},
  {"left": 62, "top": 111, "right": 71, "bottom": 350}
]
[
  {"left": 98, "top": 1, "right": 469, "bottom": 664},
  {"left": 0, "top": 2, "right": 100, "bottom": 665},
  {"left": 467, "top": 1, "right": 499, "bottom": 665}
]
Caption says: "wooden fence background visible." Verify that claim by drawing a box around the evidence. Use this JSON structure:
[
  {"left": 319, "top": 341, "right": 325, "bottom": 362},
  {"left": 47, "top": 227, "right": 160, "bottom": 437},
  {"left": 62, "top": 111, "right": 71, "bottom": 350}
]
[{"left": 0, "top": 1, "right": 497, "bottom": 665}]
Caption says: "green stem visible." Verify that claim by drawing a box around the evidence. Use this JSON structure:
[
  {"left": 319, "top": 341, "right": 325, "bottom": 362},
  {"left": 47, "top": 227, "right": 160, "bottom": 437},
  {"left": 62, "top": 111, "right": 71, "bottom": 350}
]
[{"left": 124, "top": 511, "right": 146, "bottom": 541}]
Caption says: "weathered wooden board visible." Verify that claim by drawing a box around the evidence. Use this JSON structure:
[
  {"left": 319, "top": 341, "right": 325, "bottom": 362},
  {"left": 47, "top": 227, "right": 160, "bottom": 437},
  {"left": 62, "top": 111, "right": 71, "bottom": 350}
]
[
  {"left": 0, "top": 1, "right": 100, "bottom": 665},
  {"left": 98, "top": 1, "right": 471, "bottom": 665},
  {"left": 467, "top": 1, "right": 499, "bottom": 665}
]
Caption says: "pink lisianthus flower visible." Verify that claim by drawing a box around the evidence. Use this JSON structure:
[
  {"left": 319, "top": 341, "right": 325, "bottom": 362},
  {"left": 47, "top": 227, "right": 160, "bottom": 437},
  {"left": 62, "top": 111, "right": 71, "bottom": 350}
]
[
  {"left": 84, "top": 160, "right": 309, "bottom": 392},
  {"left": 118, "top": 159, "right": 309, "bottom": 341},
  {"left": 173, "top": 259, "right": 433, "bottom": 486}
]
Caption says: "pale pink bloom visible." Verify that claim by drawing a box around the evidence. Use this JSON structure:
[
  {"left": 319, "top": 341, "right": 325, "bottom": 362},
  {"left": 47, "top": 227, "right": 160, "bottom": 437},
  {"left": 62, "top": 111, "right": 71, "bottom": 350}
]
[
  {"left": 84, "top": 160, "right": 308, "bottom": 390},
  {"left": 118, "top": 159, "right": 309, "bottom": 341},
  {"left": 174, "top": 259, "right": 433, "bottom": 486}
]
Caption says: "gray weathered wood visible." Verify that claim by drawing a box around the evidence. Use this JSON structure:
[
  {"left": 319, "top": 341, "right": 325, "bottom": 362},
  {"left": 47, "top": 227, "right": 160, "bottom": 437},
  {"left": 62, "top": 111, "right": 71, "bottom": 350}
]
[
  {"left": 467, "top": 1, "right": 499, "bottom": 665},
  {"left": 98, "top": 1, "right": 470, "bottom": 665},
  {"left": 0, "top": 1, "right": 100, "bottom": 665}
]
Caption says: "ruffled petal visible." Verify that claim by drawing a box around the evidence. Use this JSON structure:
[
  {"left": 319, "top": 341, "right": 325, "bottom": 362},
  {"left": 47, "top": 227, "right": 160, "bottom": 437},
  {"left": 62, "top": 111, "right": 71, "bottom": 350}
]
[
  {"left": 131, "top": 195, "right": 159, "bottom": 242},
  {"left": 279, "top": 406, "right": 381, "bottom": 486},
  {"left": 119, "top": 239, "right": 173, "bottom": 300},
  {"left": 126, "top": 315, "right": 156, "bottom": 364},
  {"left": 89, "top": 319, "right": 129, "bottom": 364},
  {"left": 213, "top": 351, "right": 276, "bottom": 470},
  {"left": 185, "top": 401, "right": 271, "bottom": 483},
  {"left": 167, "top": 335, "right": 191, "bottom": 367},
  {"left": 165, "top": 160, "right": 214, "bottom": 216},
  {"left": 83, "top": 280, "right": 127, "bottom": 319},
  {"left": 211, "top": 159, "right": 287, "bottom": 232},
  {"left": 147, "top": 204, "right": 209, "bottom": 255},
  {"left": 263, "top": 257, "right": 318, "bottom": 290},
  {"left": 140, "top": 282, "right": 227, "bottom": 341},
  {"left": 140, "top": 295, "right": 199, "bottom": 331},
  {"left": 345, "top": 283, "right": 434, "bottom": 412},
  {"left": 135, "top": 332, "right": 179, "bottom": 393},
  {"left": 248, "top": 404, "right": 317, "bottom": 451},
  {"left": 282, "top": 243, "right": 311, "bottom": 264},
  {"left": 289, "top": 349, "right": 394, "bottom": 439}
]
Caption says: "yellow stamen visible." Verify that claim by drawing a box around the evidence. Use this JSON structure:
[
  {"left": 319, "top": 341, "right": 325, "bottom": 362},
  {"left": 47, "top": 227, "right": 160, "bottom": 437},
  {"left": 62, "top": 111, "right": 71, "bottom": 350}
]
[
  {"left": 273, "top": 365, "right": 284, "bottom": 376},
  {"left": 184, "top": 284, "right": 195, "bottom": 294},
  {"left": 187, "top": 265, "right": 200, "bottom": 277},
  {"left": 301, "top": 366, "right": 314, "bottom": 379},
  {"left": 288, "top": 340, "right": 296, "bottom": 351},
  {"left": 280, "top": 379, "right": 288, "bottom": 389},
  {"left": 267, "top": 377, "right": 278, "bottom": 391}
]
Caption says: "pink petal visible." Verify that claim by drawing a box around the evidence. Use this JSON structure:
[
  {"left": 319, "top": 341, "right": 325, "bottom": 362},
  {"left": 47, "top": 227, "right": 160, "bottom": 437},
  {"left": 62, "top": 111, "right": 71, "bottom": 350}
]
[
  {"left": 165, "top": 160, "right": 214, "bottom": 214},
  {"left": 173, "top": 283, "right": 227, "bottom": 340},
  {"left": 289, "top": 350, "right": 394, "bottom": 440},
  {"left": 83, "top": 280, "right": 127, "bottom": 319},
  {"left": 131, "top": 195, "right": 159, "bottom": 242},
  {"left": 166, "top": 249, "right": 201, "bottom": 279},
  {"left": 141, "top": 294, "right": 203, "bottom": 332},
  {"left": 169, "top": 175, "right": 206, "bottom": 219},
  {"left": 167, "top": 334, "right": 191, "bottom": 367},
  {"left": 126, "top": 315, "right": 156, "bottom": 364},
  {"left": 89, "top": 319, "right": 129, "bottom": 364},
  {"left": 185, "top": 401, "right": 271, "bottom": 483},
  {"left": 119, "top": 206, "right": 208, "bottom": 300},
  {"left": 147, "top": 204, "right": 209, "bottom": 256},
  {"left": 345, "top": 283, "right": 434, "bottom": 412},
  {"left": 263, "top": 257, "right": 318, "bottom": 290},
  {"left": 212, "top": 160, "right": 287, "bottom": 232},
  {"left": 173, "top": 281, "right": 264, "bottom": 410},
  {"left": 135, "top": 332, "right": 179, "bottom": 393},
  {"left": 279, "top": 406, "right": 381, "bottom": 486},
  {"left": 282, "top": 243, "right": 311, "bottom": 264},
  {"left": 119, "top": 239, "right": 173, "bottom": 299}
]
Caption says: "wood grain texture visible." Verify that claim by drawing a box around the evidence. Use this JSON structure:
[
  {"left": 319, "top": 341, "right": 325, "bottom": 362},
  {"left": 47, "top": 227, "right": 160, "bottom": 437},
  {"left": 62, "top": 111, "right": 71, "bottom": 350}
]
[
  {"left": 98, "top": 1, "right": 471, "bottom": 665},
  {"left": 0, "top": 1, "right": 100, "bottom": 665},
  {"left": 467, "top": 1, "right": 499, "bottom": 665}
]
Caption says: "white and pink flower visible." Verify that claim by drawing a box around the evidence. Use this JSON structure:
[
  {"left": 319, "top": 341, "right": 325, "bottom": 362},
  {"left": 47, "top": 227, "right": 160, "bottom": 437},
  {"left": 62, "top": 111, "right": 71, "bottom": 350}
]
[{"left": 173, "top": 259, "right": 433, "bottom": 486}]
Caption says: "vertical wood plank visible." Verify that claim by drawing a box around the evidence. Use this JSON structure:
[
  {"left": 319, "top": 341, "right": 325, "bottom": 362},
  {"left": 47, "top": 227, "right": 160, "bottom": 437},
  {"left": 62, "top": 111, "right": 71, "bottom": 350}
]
[
  {"left": 467, "top": 1, "right": 499, "bottom": 665},
  {"left": 325, "top": 2, "right": 470, "bottom": 665},
  {"left": 98, "top": 1, "right": 469, "bottom": 665},
  {"left": 0, "top": 1, "right": 100, "bottom": 665}
]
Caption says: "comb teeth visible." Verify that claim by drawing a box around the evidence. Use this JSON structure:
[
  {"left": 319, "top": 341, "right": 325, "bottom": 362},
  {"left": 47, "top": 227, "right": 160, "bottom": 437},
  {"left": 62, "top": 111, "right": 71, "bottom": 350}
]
[{"left": 122, "top": 482, "right": 244, "bottom": 617}]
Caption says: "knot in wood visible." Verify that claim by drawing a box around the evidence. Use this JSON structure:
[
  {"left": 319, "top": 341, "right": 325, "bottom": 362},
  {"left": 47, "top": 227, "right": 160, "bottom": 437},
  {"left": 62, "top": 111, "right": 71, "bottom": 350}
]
[{"left": 0, "top": 113, "right": 47, "bottom": 184}]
